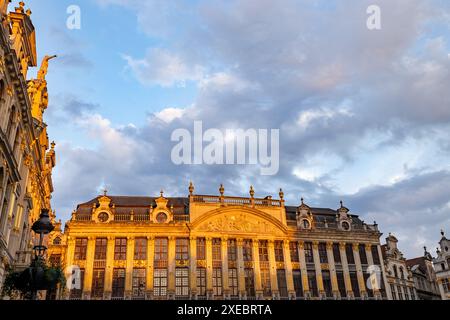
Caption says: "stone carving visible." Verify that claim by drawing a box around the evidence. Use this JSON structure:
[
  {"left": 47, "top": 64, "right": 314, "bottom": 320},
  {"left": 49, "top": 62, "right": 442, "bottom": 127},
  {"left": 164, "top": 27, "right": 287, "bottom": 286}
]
[{"left": 197, "top": 213, "right": 281, "bottom": 235}]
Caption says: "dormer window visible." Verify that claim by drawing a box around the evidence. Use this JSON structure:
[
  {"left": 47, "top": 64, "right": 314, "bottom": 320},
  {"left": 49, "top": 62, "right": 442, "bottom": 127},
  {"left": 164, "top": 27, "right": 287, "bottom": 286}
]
[
  {"left": 156, "top": 212, "right": 168, "bottom": 223},
  {"left": 53, "top": 237, "right": 61, "bottom": 245},
  {"left": 98, "top": 212, "right": 109, "bottom": 222},
  {"left": 302, "top": 219, "right": 310, "bottom": 229},
  {"left": 341, "top": 221, "right": 350, "bottom": 231}
]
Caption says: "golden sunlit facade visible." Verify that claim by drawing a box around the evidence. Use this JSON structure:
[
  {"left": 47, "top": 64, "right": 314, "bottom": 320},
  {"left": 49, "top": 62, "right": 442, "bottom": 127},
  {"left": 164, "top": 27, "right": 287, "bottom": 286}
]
[
  {"left": 49, "top": 184, "right": 391, "bottom": 300},
  {"left": 0, "top": 0, "right": 56, "bottom": 291}
]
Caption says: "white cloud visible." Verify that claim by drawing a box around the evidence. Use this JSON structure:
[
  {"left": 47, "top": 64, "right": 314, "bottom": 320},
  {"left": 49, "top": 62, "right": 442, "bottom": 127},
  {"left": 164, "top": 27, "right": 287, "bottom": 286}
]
[{"left": 154, "top": 107, "right": 187, "bottom": 123}]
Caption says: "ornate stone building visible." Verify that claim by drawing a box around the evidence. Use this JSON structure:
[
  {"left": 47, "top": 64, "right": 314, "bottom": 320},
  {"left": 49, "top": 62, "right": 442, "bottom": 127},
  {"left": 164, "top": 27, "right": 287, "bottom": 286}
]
[
  {"left": 433, "top": 230, "right": 450, "bottom": 300},
  {"left": 48, "top": 184, "right": 389, "bottom": 300},
  {"left": 406, "top": 248, "right": 441, "bottom": 300},
  {"left": 381, "top": 234, "right": 417, "bottom": 300},
  {"left": 0, "top": 1, "right": 56, "bottom": 291}
]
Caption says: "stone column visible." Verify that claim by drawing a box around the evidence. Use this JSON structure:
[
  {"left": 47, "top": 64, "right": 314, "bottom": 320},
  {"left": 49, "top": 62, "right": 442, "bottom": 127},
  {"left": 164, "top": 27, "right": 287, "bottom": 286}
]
[
  {"left": 236, "top": 238, "right": 246, "bottom": 299},
  {"left": 377, "top": 244, "right": 392, "bottom": 300},
  {"left": 65, "top": 237, "right": 76, "bottom": 300},
  {"left": 339, "top": 242, "right": 353, "bottom": 299},
  {"left": 326, "top": 242, "right": 339, "bottom": 299},
  {"left": 353, "top": 243, "right": 367, "bottom": 299},
  {"left": 125, "top": 236, "right": 135, "bottom": 299},
  {"left": 298, "top": 241, "right": 310, "bottom": 298},
  {"left": 365, "top": 244, "right": 380, "bottom": 299},
  {"left": 268, "top": 240, "right": 279, "bottom": 299},
  {"left": 104, "top": 236, "right": 115, "bottom": 300},
  {"left": 252, "top": 240, "right": 263, "bottom": 298},
  {"left": 189, "top": 236, "right": 197, "bottom": 299},
  {"left": 83, "top": 236, "right": 95, "bottom": 299},
  {"left": 167, "top": 236, "right": 176, "bottom": 299},
  {"left": 221, "top": 237, "right": 230, "bottom": 299},
  {"left": 283, "top": 240, "right": 295, "bottom": 299},
  {"left": 206, "top": 237, "right": 213, "bottom": 299},
  {"left": 437, "top": 279, "right": 447, "bottom": 300},
  {"left": 145, "top": 236, "right": 154, "bottom": 300},
  {"left": 312, "top": 241, "right": 324, "bottom": 299}
]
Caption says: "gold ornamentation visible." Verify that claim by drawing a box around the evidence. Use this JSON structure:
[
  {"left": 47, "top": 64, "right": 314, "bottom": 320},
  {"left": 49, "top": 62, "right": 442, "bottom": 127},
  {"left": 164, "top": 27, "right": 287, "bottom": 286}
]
[
  {"left": 244, "top": 261, "right": 254, "bottom": 268},
  {"left": 197, "top": 213, "right": 279, "bottom": 235},
  {"left": 176, "top": 259, "right": 189, "bottom": 267},
  {"left": 197, "top": 260, "right": 206, "bottom": 268}
]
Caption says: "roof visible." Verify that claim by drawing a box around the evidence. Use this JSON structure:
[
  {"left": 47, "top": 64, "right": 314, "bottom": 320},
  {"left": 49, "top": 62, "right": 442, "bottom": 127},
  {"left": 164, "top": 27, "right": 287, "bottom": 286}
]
[{"left": 406, "top": 256, "right": 428, "bottom": 273}]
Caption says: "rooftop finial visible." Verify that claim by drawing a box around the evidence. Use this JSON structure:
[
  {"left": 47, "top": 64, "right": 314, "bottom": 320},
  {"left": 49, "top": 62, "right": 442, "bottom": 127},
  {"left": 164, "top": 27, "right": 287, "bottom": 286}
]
[
  {"left": 189, "top": 181, "right": 194, "bottom": 196},
  {"left": 51, "top": 141, "right": 55, "bottom": 149},
  {"left": 301, "top": 197, "right": 304, "bottom": 205},
  {"left": 441, "top": 229, "right": 445, "bottom": 237},
  {"left": 160, "top": 189, "right": 164, "bottom": 197},
  {"left": 219, "top": 184, "right": 224, "bottom": 196},
  {"left": 249, "top": 185, "right": 255, "bottom": 198},
  {"left": 103, "top": 188, "right": 107, "bottom": 196},
  {"left": 279, "top": 188, "right": 284, "bottom": 200},
  {"left": 340, "top": 200, "right": 343, "bottom": 208}
]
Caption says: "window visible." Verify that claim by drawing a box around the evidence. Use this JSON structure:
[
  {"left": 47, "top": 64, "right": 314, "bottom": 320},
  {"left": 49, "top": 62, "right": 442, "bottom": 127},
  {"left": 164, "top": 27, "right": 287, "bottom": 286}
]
[
  {"left": 399, "top": 267, "right": 405, "bottom": 279},
  {"left": 336, "top": 271, "right": 346, "bottom": 298},
  {"left": 228, "top": 239, "right": 237, "bottom": 261},
  {"left": 94, "top": 238, "right": 107, "bottom": 260},
  {"left": 212, "top": 268, "right": 223, "bottom": 297},
  {"left": 53, "top": 237, "right": 61, "bottom": 245},
  {"left": 345, "top": 244, "right": 355, "bottom": 265},
  {"left": 307, "top": 270, "right": 318, "bottom": 297},
  {"left": 74, "top": 238, "right": 88, "bottom": 260},
  {"left": 155, "top": 238, "right": 168, "bottom": 261},
  {"left": 134, "top": 238, "right": 147, "bottom": 260},
  {"left": 371, "top": 245, "right": 380, "bottom": 264},
  {"left": 175, "top": 268, "right": 189, "bottom": 297},
  {"left": 333, "top": 243, "right": 341, "bottom": 264},
  {"left": 398, "top": 286, "right": 404, "bottom": 300},
  {"left": 359, "top": 244, "right": 368, "bottom": 264},
  {"left": 304, "top": 242, "right": 314, "bottom": 263},
  {"left": 275, "top": 241, "right": 284, "bottom": 262},
  {"left": 443, "top": 279, "right": 450, "bottom": 293},
  {"left": 277, "top": 269, "right": 288, "bottom": 298},
  {"left": 322, "top": 270, "right": 332, "bottom": 297},
  {"left": 176, "top": 238, "right": 189, "bottom": 260},
  {"left": 98, "top": 212, "right": 109, "bottom": 222},
  {"left": 197, "top": 238, "right": 205, "bottom": 260},
  {"left": 132, "top": 268, "right": 146, "bottom": 299},
  {"left": 49, "top": 254, "right": 61, "bottom": 267},
  {"left": 212, "top": 238, "right": 221, "bottom": 261},
  {"left": 391, "top": 285, "right": 397, "bottom": 300},
  {"left": 196, "top": 268, "right": 207, "bottom": 296},
  {"left": 409, "top": 287, "right": 415, "bottom": 299},
  {"left": 92, "top": 268, "right": 105, "bottom": 299},
  {"left": 289, "top": 242, "right": 299, "bottom": 262},
  {"left": 318, "top": 243, "right": 328, "bottom": 263},
  {"left": 154, "top": 269, "right": 168, "bottom": 297},
  {"left": 114, "top": 238, "right": 127, "bottom": 260},
  {"left": 363, "top": 272, "right": 373, "bottom": 297},
  {"left": 244, "top": 268, "right": 255, "bottom": 297},
  {"left": 349, "top": 271, "right": 360, "bottom": 297},
  {"left": 228, "top": 268, "right": 238, "bottom": 297},
  {"left": 259, "top": 240, "right": 269, "bottom": 262},
  {"left": 14, "top": 205, "right": 23, "bottom": 229},
  {"left": 156, "top": 212, "right": 167, "bottom": 223},
  {"left": 393, "top": 265, "right": 398, "bottom": 278},
  {"left": 70, "top": 268, "right": 85, "bottom": 299},
  {"left": 112, "top": 268, "right": 126, "bottom": 299},
  {"left": 341, "top": 221, "right": 350, "bottom": 231},
  {"left": 261, "top": 268, "right": 271, "bottom": 297},
  {"left": 243, "top": 240, "right": 252, "bottom": 261},
  {"left": 292, "top": 270, "right": 303, "bottom": 298},
  {"left": 302, "top": 219, "right": 310, "bottom": 229}
]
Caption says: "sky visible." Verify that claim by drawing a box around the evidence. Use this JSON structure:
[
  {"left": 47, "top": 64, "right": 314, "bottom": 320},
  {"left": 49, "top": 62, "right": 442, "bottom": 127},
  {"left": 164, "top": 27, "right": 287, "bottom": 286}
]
[{"left": 18, "top": 0, "right": 450, "bottom": 258}]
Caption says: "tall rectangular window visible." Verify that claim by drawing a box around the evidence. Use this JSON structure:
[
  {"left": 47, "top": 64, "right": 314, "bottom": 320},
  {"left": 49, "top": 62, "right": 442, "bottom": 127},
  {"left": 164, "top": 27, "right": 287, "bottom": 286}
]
[
  {"left": 134, "top": 238, "right": 147, "bottom": 260},
  {"left": 228, "top": 239, "right": 237, "bottom": 261},
  {"left": 176, "top": 238, "right": 189, "bottom": 260},
  {"left": 91, "top": 268, "right": 105, "bottom": 299},
  {"left": 289, "top": 242, "right": 299, "bottom": 262},
  {"left": 363, "top": 272, "right": 373, "bottom": 297},
  {"left": 154, "top": 269, "right": 168, "bottom": 297},
  {"left": 304, "top": 242, "right": 314, "bottom": 263},
  {"left": 277, "top": 269, "right": 288, "bottom": 298},
  {"left": 292, "top": 270, "right": 303, "bottom": 298},
  {"left": 155, "top": 238, "right": 168, "bottom": 261},
  {"left": 349, "top": 271, "right": 360, "bottom": 297},
  {"left": 318, "top": 243, "right": 328, "bottom": 263},
  {"left": 114, "top": 238, "right": 127, "bottom": 260},
  {"left": 196, "top": 267, "right": 207, "bottom": 296},
  {"left": 307, "top": 270, "right": 318, "bottom": 297},
  {"left": 228, "top": 268, "right": 238, "bottom": 297},
  {"left": 197, "top": 238, "right": 206, "bottom": 260},
  {"left": 212, "top": 238, "right": 222, "bottom": 261},
  {"left": 94, "top": 238, "right": 107, "bottom": 260},
  {"left": 275, "top": 241, "right": 284, "bottom": 262},
  {"left": 212, "top": 268, "right": 223, "bottom": 297},
  {"left": 346, "top": 244, "right": 355, "bottom": 265},
  {"left": 132, "top": 268, "right": 146, "bottom": 299},
  {"left": 359, "top": 244, "right": 368, "bottom": 264},
  {"left": 261, "top": 268, "right": 271, "bottom": 297},
  {"left": 244, "top": 268, "right": 255, "bottom": 297},
  {"left": 333, "top": 243, "right": 341, "bottom": 264},
  {"left": 259, "top": 240, "right": 269, "bottom": 262},
  {"left": 74, "top": 238, "right": 88, "bottom": 260},
  {"left": 371, "top": 245, "right": 380, "bottom": 264},
  {"left": 49, "top": 254, "right": 61, "bottom": 267},
  {"left": 336, "top": 271, "right": 346, "bottom": 298},
  {"left": 112, "top": 268, "right": 125, "bottom": 299},
  {"left": 70, "top": 268, "right": 85, "bottom": 299},
  {"left": 243, "top": 240, "right": 253, "bottom": 261},
  {"left": 322, "top": 270, "right": 332, "bottom": 297},
  {"left": 175, "top": 268, "right": 189, "bottom": 297}
]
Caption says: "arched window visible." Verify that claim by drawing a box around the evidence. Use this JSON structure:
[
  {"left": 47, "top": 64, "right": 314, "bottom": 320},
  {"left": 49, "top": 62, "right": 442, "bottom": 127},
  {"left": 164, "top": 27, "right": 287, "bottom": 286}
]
[
  {"left": 393, "top": 265, "right": 398, "bottom": 278},
  {"left": 400, "top": 267, "right": 405, "bottom": 279},
  {"left": 53, "top": 237, "right": 61, "bottom": 245}
]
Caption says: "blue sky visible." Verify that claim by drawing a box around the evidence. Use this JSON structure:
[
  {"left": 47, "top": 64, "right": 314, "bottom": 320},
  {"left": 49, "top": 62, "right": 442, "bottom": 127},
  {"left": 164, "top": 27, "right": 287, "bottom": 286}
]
[{"left": 17, "top": 0, "right": 450, "bottom": 257}]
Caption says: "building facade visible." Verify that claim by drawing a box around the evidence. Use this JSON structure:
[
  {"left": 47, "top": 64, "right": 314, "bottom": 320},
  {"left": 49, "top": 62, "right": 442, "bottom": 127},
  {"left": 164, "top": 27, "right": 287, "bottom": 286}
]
[
  {"left": 0, "top": 1, "right": 56, "bottom": 292},
  {"left": 48, "top": 184, "right": 389, "bottom": 300},
  {"left": 381, "top": 234, "right": 417, "bottom": 300},
  {"left": 406, "top": 248, "right": 441, "bottom": 300},
  {"left": 433, "top": 230, "right": 450, "bottom": 300}
]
